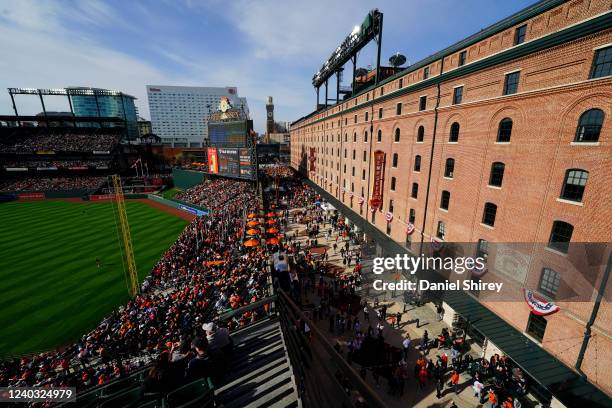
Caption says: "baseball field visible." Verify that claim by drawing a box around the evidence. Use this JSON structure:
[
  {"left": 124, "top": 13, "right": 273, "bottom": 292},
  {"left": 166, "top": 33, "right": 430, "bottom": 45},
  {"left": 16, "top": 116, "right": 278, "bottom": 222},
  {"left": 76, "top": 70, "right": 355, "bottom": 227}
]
[{"left": 0, "top": 200, "right": 189, "bottom": 358}]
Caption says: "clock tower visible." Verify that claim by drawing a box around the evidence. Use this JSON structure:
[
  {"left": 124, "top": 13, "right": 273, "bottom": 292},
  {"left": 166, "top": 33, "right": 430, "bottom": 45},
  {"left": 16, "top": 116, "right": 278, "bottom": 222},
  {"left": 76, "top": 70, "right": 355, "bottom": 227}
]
[{"left": 265, "top": 96, "right": 274, "bottom": 143}]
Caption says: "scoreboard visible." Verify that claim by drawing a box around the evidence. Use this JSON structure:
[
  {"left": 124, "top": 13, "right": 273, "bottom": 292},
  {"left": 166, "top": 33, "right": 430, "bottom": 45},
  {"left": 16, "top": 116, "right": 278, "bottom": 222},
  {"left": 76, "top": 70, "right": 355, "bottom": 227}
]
[
  {"left": 208, "top": 120, "right": 249, "bottom": 147},
  {"left": 207, "top": 147, "right": 254, "bottom": 180}
]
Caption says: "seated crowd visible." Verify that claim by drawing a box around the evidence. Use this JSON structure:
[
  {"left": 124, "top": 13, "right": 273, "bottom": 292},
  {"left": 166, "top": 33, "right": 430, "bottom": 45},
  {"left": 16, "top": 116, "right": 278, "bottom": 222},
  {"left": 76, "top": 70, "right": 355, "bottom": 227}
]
[
  {"left": 0, "top": 177, "right": 108, "bottom": 192},
  {"left": 2, "top": 160, "right": 111, "bottom": 169},
  {"left": 0, "top": 133, "right": 120, "bottom": 153},
  {"left": 0, "top": 176, "right": 271, "bottom": 396},
  {"left": 174, "top": 178, "right": 254, "bottom": 213}
]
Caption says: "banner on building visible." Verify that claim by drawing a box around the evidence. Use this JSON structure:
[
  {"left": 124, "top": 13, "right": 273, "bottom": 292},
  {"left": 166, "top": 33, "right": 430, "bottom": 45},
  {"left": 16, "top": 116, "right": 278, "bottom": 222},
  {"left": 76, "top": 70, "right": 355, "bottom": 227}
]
[
  {"left": 369, "top": 150, "right": 385, "bottom": 208},
  {"left": 523, "top": 289, "right": 560, "bottom": 315},
  {"left": 207, "top": 148, "right": 219, "bottom": 174},
  {"left": 309, "top": 148, "right": 316, "bottom": 173}
]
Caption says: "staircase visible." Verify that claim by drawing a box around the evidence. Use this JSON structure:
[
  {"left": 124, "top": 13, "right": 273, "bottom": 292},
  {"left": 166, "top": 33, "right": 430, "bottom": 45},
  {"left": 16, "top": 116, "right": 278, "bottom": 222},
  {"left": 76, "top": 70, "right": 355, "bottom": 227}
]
[{"left": 215, "top": 317, "right": 300, "bottom": 408}]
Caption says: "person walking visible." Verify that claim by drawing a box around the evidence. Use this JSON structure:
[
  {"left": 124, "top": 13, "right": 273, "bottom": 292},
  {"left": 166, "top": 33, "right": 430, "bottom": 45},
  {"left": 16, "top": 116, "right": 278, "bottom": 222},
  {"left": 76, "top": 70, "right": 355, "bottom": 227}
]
[{"left": 395, "top": 311, "right": 402, "bottom": 328}]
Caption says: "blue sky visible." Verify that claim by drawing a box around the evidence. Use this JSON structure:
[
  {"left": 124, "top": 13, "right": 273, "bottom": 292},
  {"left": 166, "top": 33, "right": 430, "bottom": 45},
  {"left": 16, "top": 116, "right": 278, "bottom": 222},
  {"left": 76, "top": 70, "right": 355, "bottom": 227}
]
[{"left": 0, "top": 0, "right": 536, "bottom": 133}]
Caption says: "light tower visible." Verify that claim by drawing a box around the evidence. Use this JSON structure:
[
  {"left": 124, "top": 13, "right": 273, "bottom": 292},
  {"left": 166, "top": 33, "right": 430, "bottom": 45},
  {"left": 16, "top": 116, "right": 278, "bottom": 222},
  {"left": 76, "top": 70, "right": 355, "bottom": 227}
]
[{"left": 265, "top": 96, "right": 274, "bottom": 144}]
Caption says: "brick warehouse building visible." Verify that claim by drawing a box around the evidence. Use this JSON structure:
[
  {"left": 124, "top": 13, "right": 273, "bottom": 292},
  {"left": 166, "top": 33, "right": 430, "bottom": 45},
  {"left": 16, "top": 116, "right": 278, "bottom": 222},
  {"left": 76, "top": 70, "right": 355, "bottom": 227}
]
[{"left": 290, "top": 0, "right": 612, "bottom": 400}]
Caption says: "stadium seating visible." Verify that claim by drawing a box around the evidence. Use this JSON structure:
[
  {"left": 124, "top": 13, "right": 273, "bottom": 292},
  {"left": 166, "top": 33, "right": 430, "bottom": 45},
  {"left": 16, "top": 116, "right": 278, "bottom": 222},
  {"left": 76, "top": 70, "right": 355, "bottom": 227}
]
[
  {"left": 167, "top": 379, "right": 214, "bottom": 408},
  {"left": 98, "top": 386, "right": 142, "bottom": 408}
]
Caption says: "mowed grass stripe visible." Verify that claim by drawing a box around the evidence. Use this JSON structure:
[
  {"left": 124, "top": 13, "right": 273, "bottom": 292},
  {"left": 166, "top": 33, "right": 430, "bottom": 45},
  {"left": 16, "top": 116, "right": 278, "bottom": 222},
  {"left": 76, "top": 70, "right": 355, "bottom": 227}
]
[{"left": 0, "top": 200, "right": 187, "bottom": 358}]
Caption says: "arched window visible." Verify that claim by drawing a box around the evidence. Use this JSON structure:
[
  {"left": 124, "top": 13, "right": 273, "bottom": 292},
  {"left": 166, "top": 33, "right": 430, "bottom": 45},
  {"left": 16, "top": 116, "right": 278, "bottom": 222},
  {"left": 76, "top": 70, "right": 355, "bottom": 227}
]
[
  {"left": 417, "top": 126, "right": 425, "bottom": 142},
  {"left": 561, "top": 169, "right": 589, "bottom": 202},
  {"left": 497, "top": 118, "right": 513, "bottom": 142},
  {"left": 440, "top": 190, "right": 450, "bottom": 210},
  {"left": 489, "top": 162, "right": 505, "bottom": 187},
  {"left": 394, "top": 128, "right": 400, "bottom": 142},
  {"left": 392, "top": 153, "right": 398, "bottom": 168},
  {"left": 344, "top": 133, "right": 348, "bottom": 142},
  {"left": 549, "top": 221, "right": 573, "bottom": 253},
  {"left": 377, "top": 129, "right": 382, "bottom": 142},
  {"left": 482, "top": 202, "right": 497, "bottom": 227},
  {"left": 414, "top": 155, "right": 421, "bottom": 172},
  {"left": 444, "top": 158, "right": 455, "bottom": 178},
  {"left": 449, "top": 122, "right": 460, "bottom": 142},
  {"left": 411, "top": 183, "right": 419, "bottom": 198},
  {"left": 575, "top": 109, "right": 604, "bottom": 142}
]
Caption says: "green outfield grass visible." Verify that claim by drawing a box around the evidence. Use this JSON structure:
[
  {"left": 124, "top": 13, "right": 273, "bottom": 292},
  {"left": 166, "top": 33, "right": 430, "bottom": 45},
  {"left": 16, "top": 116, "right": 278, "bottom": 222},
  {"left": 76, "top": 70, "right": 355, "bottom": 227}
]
[{"left": 0, "top": 200, "right": 188, "bottom": 358}]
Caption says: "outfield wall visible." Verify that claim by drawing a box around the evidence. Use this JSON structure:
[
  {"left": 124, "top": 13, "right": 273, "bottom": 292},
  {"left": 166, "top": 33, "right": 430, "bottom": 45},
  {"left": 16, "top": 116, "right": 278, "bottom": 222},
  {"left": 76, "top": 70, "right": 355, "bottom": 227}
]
[
  {"left": 147, "top": 194, "right": 209, "bottom": 216},
  {"left": 172, "top": 168, "right": 207, "bottom": 190}
]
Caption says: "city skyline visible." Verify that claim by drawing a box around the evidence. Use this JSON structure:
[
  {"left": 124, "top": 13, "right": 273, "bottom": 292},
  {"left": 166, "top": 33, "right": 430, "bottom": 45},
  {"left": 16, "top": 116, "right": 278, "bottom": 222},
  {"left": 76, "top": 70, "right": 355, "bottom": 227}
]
[{"left": 0, "top": 0, "right": 535, "bottom": 134}]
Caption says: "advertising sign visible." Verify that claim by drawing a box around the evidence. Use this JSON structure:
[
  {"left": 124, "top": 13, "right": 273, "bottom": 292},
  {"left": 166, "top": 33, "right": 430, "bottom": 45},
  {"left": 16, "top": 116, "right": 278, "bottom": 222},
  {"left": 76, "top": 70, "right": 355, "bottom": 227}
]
[
  {"left": 207, "top": 148, "right": 219, "bottom": 174},
  {"left": 218, "top": 148, "right": 240, "bottom": 176},
  {"left": 369, "top": 150, "right": 385, "bottom": 208},
  {"left": 239, "top": 148, "right": 252, "bottom": 177}
]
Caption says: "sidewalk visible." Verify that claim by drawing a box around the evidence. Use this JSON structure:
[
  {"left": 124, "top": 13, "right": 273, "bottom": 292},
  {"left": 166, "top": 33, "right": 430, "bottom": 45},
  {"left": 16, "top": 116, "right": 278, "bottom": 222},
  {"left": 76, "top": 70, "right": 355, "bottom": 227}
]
[{"left": 283, "top": 209, "right": 487, "bottom": 408}]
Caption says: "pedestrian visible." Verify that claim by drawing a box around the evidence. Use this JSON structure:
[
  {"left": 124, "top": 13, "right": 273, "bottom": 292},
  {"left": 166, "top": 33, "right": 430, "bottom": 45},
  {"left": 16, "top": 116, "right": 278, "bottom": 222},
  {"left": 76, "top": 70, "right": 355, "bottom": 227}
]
[
  {"left": 450, "top": 370, "right": 460, "bottom": 394},
  {"left": 472, "top": 377, "right": 484, "bottom": 400},
  {"left": 395, "top": 311, "right": 402, "bottom": 328},
  {"left": 436, "top": 303, "right": 444, "bottom": 321},
  {"left": 418, "top": 367, "right": 428, "bottom": 389},
  {"left": 402, "top": 334, "right": 411, "bottom": 360}
]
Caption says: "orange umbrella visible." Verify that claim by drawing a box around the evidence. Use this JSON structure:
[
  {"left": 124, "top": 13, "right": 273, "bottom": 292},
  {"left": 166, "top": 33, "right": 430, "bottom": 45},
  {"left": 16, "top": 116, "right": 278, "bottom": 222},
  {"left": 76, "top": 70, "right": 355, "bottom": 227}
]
[
  {"left": 244, "top": 239, "right": 259, "bottom": 247},
  {"left": 205, "top": 260, "right": 225, "bottom": 266},
  {"left": 266, "top": 237, "right": 280, "bottom": 245},
  {"left": 247, "top": 213, "right": 257, "bottom": 219},
  {"left": 266, "top": 219, "right": 277, "bottom": 225},
  {"left": 265, "top": 211, "right": 275, "bottom": 217},
  {"left": 266, "top": 227, "right": 279, "bottom": 234},
  {"left": 246, "top": 228, "right": 260, "bottom": 235},
  {"left": 247, "top": 220, "right": 260, "bottom": 227}
]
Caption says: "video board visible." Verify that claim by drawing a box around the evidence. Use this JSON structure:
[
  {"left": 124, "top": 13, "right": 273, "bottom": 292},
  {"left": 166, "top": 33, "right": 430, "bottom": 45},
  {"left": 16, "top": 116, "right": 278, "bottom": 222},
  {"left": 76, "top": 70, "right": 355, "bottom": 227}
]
[
  {"left": 208, "top": 120, "right": 248, "bottom": 147},
  {"left": 207, "top": 147, "right": 254, "bottom": 180}
]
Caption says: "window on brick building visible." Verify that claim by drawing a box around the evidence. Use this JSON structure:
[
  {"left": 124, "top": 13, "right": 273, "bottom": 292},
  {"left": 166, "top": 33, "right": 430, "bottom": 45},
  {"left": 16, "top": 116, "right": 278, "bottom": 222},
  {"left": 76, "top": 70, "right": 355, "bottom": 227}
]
[
  {"left": 440, "top": 190, "right": 450, "bottom": 210},
  {"left": 590, "top": 46, "right": 612, "bottom": 78},
  {"left": 345, "top": 133, "right": 348, "bottom": 142},
  {"left": 391, "top": 177, "right": 396, "bottom": 191},
  {"left": 344, "top": 149, "right": 347, "bottom": 158},
  {"left": 561, "top": 169, "right": 589, "bottom": 202},
  {"left": 352, "top": 167, "right": 355, "bottom": 176},
  {"left": 482, "top": 202, "right": 497, "bottom": 227},
  {"left": 437, "top": 221, "right": 446, "bottom": 240},
  {"left": 423, "top": 67, "right": 430, "bottom": 79},
  {"left": 417, "top": 125, "right": 425, "bottom": 142},
  {"left": 392, "top": 153, "right": 398, "bottom": 168},
  {"left": 354, "top": 115, "right": 357, "bottom": 123},
  {"left": 365, "top": 111, "right": 369, "bottom": 122},
  {"left": 476, "top": 239, "right": 488, "bottom": 261},
  {"left": 575, "top": 109, "right": 604, "bottom": 142},
  {"left": 399, "top": 78, "right": 403, "bottom": 88},
  {"left": 445, "top": 158, "right": 455, "bottom": 178},
  {"left": 409, "top": 209, "right": 416, "bottom": 223},
  {"left": 377, "top": 129, "right": 382, "bottom": 142},
  {"left": 489, "top": 162, "right": 505, "bottom": 187},
  {"left": 411, "top": 183, "right": 419, "bottom": 198},
  {"left": 362, "top": 169, "right": 366, "bottom": 180},
  {"left": 343, "top": 164, "right": 346, "bottom": 173},
  {"left": 539, "top": 268, "right": 561, "bottom": 299},
  {"left": 458, "top": 50, "right": 467, "bottom": 67},
  {"left": 449, "top": 122, "right": 460, "bottom": 142},
  {"left": 526, "top": 312, "right": 547, "bottom": 342},
  {"left": 419, "top": 96, "right": 427, "bottom": 111},
  {"left": 394, "top": 128, "right": 400, "bottom": 142},
  {"left": 452, "top": 87, "right": 463, "bottom": 105},
  {"left": 371, "top": 210, "right": 376, "bottom": 223},
  {"left": 548, "top": 221, "right": 573, "bottom": 253},
  {"left": 386, "top": 223, "right": 391, "bottom": 235},
  {"left": 379, "top": 107, "right": 383, "bottom": 119},
  {"left": 352, "top": 150, "right": 356, "bottom": 160},
  {"left": 364, "top": 131, "right": 368, "bottom": 142},
  {"left": 363, "top": 151, "right": 367, "bottom": 162},
  {"left": 353, "top": 132, "right": 357, "bottom": 142},
  {"left": 514, "top": 24, "right": 527, "bottom": 45},
  {"left": 414, "top": 155, "right": 421, "bottom": 172},
  {"left": 503, "top": 72, "right": 520, "bottom": 95},
  {"left": 497, "top": 118, "right": 513, "bottom": 142},
  {"left": 396, "top": 103, "right": 402, "bottom": 115},
  {"left": 388, "top": 199, "right": 394, "bottom": 213}
]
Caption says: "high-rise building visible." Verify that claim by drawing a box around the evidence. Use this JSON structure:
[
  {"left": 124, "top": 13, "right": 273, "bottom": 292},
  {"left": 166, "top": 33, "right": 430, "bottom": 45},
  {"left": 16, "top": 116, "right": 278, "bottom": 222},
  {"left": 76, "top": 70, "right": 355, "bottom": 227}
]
[
  {"left": 146, "top": 85, "right": 249, "bottom": 148},
  {"left": 137, "top": 116, "right": 152, "bottom": 137},
  {"left": 67, "top": 87, "right": 139, "bottom": 139}
]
